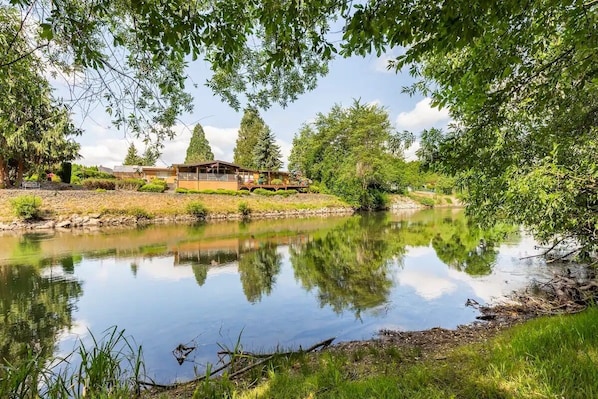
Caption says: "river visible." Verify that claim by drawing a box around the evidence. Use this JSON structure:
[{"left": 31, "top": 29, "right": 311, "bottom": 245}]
[{"left": 0, "top": 209, "right": 561, "bottom": 383}]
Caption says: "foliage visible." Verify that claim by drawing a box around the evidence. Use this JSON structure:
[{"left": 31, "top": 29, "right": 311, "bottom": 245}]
[
  {"left": 123, "top": 143, "right": 143, "bottom": 165},
  {"left": 0, "top": 7, "right": 80, "bottom": 188},
  {"left": 82, "top": 179, "right": 116, "bottom": 190},
  {"left": 148, "top": 178, "right": 168, "bottom": 188},
  {"left": 187, "top": 202, "right": 208, "bottom": 219},
  {"left": 238, "top": 243, "right": 282, "bottom": 303},
  {"left": 270, "top": 178, "right": 283, "bottom": 185},
  {"left": 435, "top": 175, "right": 456, "bottom": 195},
  {"left": 58, "top": 162, "right": 72, "bottom": 184},
  {"left": 138, "top": 183, "right": 165, "bottom": 193},
  {"left": 252, "top": 126, "right": 283, "bottom": 171},
  {"left": 234, "top": 108, "right": 268, "bottom": 169},
  {"left": 10, "top": 195, "right": 42, "bottom": 220},
  {"left": 141, "top": 146, "right": 159, "bottom": 166},
  {"left": 115, "top": 178, "right": 146, "bottom": 191},
  {"left": 71, "top": 165, "right": 115, "bottom": 184},
  {"left": 289, "top": 101, "right": 410, "bottom": 209},
  {"left": 238, "top": 201, "right": 251, "bottom": 218},
  {"left": 185, "top": 124, "right": 214, "bottom": 163},
  {"left": 253, "top": 188, "right": 297, "bottom": 197},
  {"left": 175, "top": 187, "right": 188, "bottom": 194}
]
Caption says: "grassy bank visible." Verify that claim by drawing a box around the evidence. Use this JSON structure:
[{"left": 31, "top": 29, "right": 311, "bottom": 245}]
[
  {"left": 0, "top": 190, "right": 351, "bottom": 222},
  {"left": 157, "top": 307, "right": 598, "bottom": 399},
  {"left": 5, "top": 307, "right": 596, "bottom": 398}
]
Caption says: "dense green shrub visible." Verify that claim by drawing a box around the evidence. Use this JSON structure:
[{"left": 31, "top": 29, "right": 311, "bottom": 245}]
[
  {"left": 175, "top": 187, "right": 189, "bottom": 194},
  {"left": 138, "top": 184, "right": 165, "bottom": 193},
  {"left": 82, "top": 179, "right": 116, "bottom": 190},
  {"left": 270, "top": 178, "right": 283, "bottom": 185},
  {"left": 149, "top": 178, "right": 168, "bottom": 189},
  {"left": 10, "top": 195, "right": 42, "bottom": 220},
  {"left": 238, "top": 189, "right": 250, "bottom": 196},
  {"left": 58, "top": 162, "right": 72, "bottom": 184},
  {"left": 308, "top": 184, "right": 321, "bottom": 193},
  {"left": 418, "top": 197, "right": 435, "bottom": 207},
  {"left": 115, "top": 178, "right": 145, "bottom": 191},
  {"left": 187, "top": 202, "right": 208, "bottom": 219},
  {"left": 238, "top": 201, "right": 251, "bottom": 217},
  {"left": 253, "top": 188, "right": 275, "bottom": 196}
]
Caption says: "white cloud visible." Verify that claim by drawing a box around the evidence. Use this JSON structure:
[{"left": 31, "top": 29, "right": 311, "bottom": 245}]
[
  {"left": 395, "top": 98, "right": 450, "bottom": 132},
  {"left": 372, "top": 48, "right": 406, "bottom": 74},
  {"left": 398, "top": 267, "right": 458, "bottom": 300}
]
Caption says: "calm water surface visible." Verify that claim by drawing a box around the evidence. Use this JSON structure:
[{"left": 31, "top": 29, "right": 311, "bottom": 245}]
[{"left": 0, "top": 209, "right": 562, "bottom": 383}]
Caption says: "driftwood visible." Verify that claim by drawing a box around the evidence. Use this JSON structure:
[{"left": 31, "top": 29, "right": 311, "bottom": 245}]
[
  {"left": 138, "top": 337, "right": 335, "bottom": 391},
  {"left": 467, "top": 271, "right": 598, "bottom": 323}
]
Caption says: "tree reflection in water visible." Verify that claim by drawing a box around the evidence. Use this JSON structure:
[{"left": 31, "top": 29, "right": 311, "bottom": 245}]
[
  {"left": 238, "top": 243, "right": 282, "bottom": 303},
  {"left": 0, "top": 263, "right": 82, "bottom": 384}
]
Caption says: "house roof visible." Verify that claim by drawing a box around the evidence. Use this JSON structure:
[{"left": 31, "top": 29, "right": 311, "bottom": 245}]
[
  {"left": 173, "top": 160, "right": 291, "bottom": 174},
  {"left": 173, "top": 160, "right": 254, "bottom": 171}
]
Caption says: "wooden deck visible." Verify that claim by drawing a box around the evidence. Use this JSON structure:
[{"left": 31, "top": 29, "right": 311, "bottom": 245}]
[{"left": 238, "top": 183, "right": 309, "bottom": 191}]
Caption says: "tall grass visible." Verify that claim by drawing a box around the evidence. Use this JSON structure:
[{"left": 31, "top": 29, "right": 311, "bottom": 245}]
[{"left": 0, "top": 327, "right": 144, "bottom": 399}]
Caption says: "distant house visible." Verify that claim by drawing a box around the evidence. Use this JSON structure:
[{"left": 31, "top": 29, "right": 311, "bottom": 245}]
[
  {"left": 113, "top": 165, "right": 176, "bottom": 184},
  {"left": 173, "top": 160, "right": 308, "bottom": 191}
]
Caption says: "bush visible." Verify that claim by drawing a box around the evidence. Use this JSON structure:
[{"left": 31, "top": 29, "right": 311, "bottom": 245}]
[
  {"left": 138, "top": 184, "right": 165, "bottom": 193},
  {"left": 51, "top": 174, "right": 62, "bottom": 183},
  {"left": 238, "top": 202, "right": 251, "bottom": 217},
  {"left": 175, "top": 187, "right": 189, "bottom": 194},
  {"left": 238, "top": 189, "right": 250, "bottom": 196},
  {"left": 82, "top": 179, "right": 116, "bottom": 190},
  {"left": 308, "top": 184, "right": 321, "bottom": 193},
  {"left": 149, "top": 178, "right": 168, "bottom": 189},
  {"left": 58, "top": 162, "right": 72, "bottom": 184},
  {"left": 10, "top": 195, "right": 42, "bottom": 220},
  {"left": 418, "top": 197, "right": 435, "bottom": 207},
  {"left": 253, "top": 188, "right": 275, "bottom": 196},
  {"left": 115, "top": 178, "right": 145, "bottom": 191},
  {"left": 271, "top": 178, "right": 283, "bottom": 185},
  {"left": 187, "top": 202, "right": 208, "bottom": 219},
  {"left": 129, "top": 207, "right": 152, "bottom": 220}
]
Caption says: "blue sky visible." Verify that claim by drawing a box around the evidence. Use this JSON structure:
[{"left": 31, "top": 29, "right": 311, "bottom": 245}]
[{"left": 73, "top": 52, "right": 450, "bottom": 169}]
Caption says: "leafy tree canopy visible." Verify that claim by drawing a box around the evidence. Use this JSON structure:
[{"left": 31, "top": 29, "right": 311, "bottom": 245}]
[
  {"left": 0, "top": 7, "right": 80, "bottom": 188},
  {"left": 289, "top": 100, "right": 411, "bottom": 209},
  {"left": 185, "top": 124, "right": 214, "bottom": 163}
]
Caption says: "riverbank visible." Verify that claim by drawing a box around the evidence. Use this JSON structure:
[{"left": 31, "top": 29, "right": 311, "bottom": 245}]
[
  {"left": 0, "top": 189, "right": 355, "bottom": 230},
  {"left": 144, "top": 305, "right": 598, "bottom": 399},
  {"left": 0, "top": 189, "right": 447, "bottom": 231}
]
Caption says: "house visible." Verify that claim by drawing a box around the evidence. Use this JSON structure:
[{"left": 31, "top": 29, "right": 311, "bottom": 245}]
[
  {"left": 173, "top": 160, "right": 308, "bottom": 191},
  {"left": 113, "top": 165, "right": 176, "bottom": 184}
]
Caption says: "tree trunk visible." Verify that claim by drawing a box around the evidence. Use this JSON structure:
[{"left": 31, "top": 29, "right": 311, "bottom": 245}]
[
  {"left": 15, "top": 158, "right": 24, "bottom": 188},
  {"left": 0, "top": 156, "right": 9, "bottom": 188}
]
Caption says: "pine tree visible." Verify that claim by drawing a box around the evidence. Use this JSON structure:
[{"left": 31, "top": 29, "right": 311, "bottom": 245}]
[
  {"left": 233, "top": 108, "right": 266, "bottom": 169},
  {"left": 185, "top": 124, "right": 214, "bottom": 163},
  {"left": 123, "top": 143, "right": 143, "bottom": 165},
  {"left": 142, "top": 146, "right": 159, "bottom": 166},
  {"left": 253, "top": 126, "right": 283, "bottom": 171}
]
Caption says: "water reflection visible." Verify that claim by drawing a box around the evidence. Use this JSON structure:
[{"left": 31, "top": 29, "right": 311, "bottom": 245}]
[
  {"left": 0, "top": 265, "right": 82, "bottom": 381},
  {"left": 291, "top": 215, "right": 401, "bottom": 316},
  {"left": 0, "top": 210, "right": 548, "bottom": 384}
]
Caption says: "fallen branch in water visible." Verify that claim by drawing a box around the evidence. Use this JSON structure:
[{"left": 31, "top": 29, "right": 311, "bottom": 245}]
[{"left": 137, "top": 337, "right": 335, "bottom": 391}]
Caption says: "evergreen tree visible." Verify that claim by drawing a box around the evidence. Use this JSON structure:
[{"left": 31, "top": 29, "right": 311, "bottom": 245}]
[
  {"left": 252, "top": 127, "right": 282, "bottom": 171},
  {"left": 142, "top": 146, "right": 159, "bottom": 166},
  {"left": 185, "top": 124, "right": 214, "bottom": 163},
  {"left": 123, "top": 143, "right": 143, "bottom": 165},
  {"left": 233, "top": 108, "right": 266, "bottom": 169}
]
